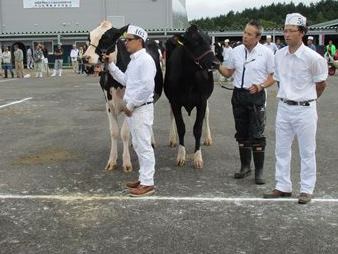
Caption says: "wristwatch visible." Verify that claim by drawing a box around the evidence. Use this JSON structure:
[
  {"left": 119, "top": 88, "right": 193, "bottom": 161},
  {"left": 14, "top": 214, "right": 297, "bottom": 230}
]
[{"left": 259, "top": 84, "right": 266, "bottom": 89}]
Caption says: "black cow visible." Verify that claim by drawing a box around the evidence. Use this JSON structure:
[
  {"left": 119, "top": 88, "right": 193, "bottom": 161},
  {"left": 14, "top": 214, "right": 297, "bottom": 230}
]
[
  {"left": 83, "top": 21, "right": 163, "bottom": 171},
  {"left": 164, "top": 25, "right": 219, "bottom": 168}
]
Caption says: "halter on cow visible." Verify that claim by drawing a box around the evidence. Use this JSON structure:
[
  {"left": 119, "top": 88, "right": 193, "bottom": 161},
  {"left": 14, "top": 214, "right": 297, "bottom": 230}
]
[
  {"left": 83, "top": 21, "right": 163, "bottom": 172},
  {"left": 164, "top": 24, "right": 219, "bottom": 169}
]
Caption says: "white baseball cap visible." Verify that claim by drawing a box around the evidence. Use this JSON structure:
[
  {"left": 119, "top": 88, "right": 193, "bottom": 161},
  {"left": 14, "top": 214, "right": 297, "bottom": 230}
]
[
  {"left": 127, "top": 25, "right": 147, "bottom": 41},
  {"left": 285, "top": 13, "right": 306, "bottom": 27},
  {"left": 308, "top": 36, "right": 314, "bottom": 40},
  {"left": 224, "top": 39, "right": 229, "bottom": 43},
  {"left": 266, "top": 35, "right": 272, "bottom": 39}
]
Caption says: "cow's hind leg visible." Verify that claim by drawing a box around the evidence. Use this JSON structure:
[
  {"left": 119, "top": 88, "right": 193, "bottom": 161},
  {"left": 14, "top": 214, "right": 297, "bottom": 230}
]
[
  {"left": 171, "top": 104, "right": 186, "bottom": 166},
  {"left": 169, "top": 108, "right": 177, "bottom": 147},
  {"left": 105, "top": 103, "right": 119, "bottom": 171},
  {"left": 120, "top": 118, "right": 132, "bottom": 172},
  {"left": 203, "top": 101, "right": 213, "bottom": 146},
  {"left": 193, "top": 102, "right": 207, "bottom": 169}
]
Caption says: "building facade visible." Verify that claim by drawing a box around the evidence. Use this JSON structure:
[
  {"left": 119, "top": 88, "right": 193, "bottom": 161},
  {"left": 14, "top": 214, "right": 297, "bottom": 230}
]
[{"left": 0, "top": 0, "right": 188, "bottom": 65}]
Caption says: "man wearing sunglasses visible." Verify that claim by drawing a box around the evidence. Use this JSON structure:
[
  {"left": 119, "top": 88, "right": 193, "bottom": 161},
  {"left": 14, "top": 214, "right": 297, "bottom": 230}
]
[
  {"left": 264, "top": 13, "right": 327, "bottom": 204},
  {"left": 106, "top": 25, "right": 157, "bottom": 197},
  {"left": 218, "top": 20, "right": 275, "bottom": 185}
]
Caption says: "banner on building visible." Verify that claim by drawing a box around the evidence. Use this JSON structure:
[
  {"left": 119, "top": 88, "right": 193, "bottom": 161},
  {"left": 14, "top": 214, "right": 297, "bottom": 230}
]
[{"left": 23, "top": 0, "right": 80, "bottom": 8}]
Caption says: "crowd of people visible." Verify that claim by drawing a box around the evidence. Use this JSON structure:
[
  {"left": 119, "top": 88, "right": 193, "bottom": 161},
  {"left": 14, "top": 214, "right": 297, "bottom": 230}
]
[{"left": 0, "top": 43, "right": 88, "bottom": 79}]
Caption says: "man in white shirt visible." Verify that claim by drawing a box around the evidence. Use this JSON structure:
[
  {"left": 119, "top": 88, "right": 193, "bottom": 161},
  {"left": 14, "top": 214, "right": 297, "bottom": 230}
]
[
  {"left": 307, "top": 36, "right": 317, "bottom": 51},
  {"left": 222, "top": 39, "right": 233, "bottom": 67},
  {"left": 264, "top": 35, "right": 278, "bottom": 54},
  {"left": 264, "top": 13, "right": 327, "bottom": 204},
  {"left": 218, "top": 20, "right": 275, "bottom": 185},
  {"left": 106, "top": 25, "right": 156, "bottom": 197},
  {"left": 70, "top": 44, "right": 79, "bottom": 73}
]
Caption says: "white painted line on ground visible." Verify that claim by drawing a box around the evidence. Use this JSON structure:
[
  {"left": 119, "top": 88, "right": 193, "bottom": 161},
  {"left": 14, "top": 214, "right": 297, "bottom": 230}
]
[
  {"left": 0, "top": 78, "right": 19, "bottom": 83},
  {"left": 0, "top": 97, "right": 32, "bottom": 109},
  {"left": 0, "top": 194, "right": 338, "bottom": 203}
]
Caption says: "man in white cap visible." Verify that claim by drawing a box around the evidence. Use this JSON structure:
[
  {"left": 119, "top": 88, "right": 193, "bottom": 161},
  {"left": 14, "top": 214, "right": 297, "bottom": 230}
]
[
  {"left": 218, "top": 20, "right": 275, "bottom": 185},
  {"left": 307, "top": 36, "right": 317, "bottom": 51},
  {"left": 264, "top": 13, "right": 328, "bottom": 204},
  {"left": 105, "top": 25, "right": 157, "bottom": 197},
  {"left": 222, "top": 39, "right": 233, "bottom": 67},
  {"left": 264, "top": 35, "right": 278, "bottom": 54}
]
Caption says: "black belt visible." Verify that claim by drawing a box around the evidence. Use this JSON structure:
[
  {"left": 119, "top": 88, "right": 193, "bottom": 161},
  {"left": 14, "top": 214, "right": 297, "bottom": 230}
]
[
  {"left": 135, "top": 101, "right": 153, "bottom": 109},
  {"left": 280, "top": 98, "right": 316, "bottom": 106}
]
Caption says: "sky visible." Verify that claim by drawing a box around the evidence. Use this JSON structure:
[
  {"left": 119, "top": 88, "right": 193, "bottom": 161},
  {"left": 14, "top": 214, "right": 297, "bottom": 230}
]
[{"left": 186, "top": 0, "right": 323, "bottom": 20}]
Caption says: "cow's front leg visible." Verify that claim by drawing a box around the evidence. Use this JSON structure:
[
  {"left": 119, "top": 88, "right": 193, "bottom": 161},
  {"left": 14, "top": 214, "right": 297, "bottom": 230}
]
[
  {"left": 169, "top": 108, "right": 177, "bottom": 147},
  {"left": 120, "top": 118, "right": 132, "bottom": 172},
  {"left": 203, "top": 101, "right": 212, "bottom": 146},
  {"left": 105, "top": 103, "right": 119, "bottom": 171},
  {"left": 193, "top": 103, "right": 207, "bottom": 169},
  {"left": 171, "top": 105, "right": 186, "bottom": 166}
]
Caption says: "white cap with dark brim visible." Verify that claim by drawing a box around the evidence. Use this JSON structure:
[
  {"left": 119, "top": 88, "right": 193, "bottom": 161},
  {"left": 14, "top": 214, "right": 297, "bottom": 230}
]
[
  {"left": 127, "top": 25, "right": 148, "bottom": 41},
  {"left": 285, "top": 13, "right": 306, "bottom": 27}
]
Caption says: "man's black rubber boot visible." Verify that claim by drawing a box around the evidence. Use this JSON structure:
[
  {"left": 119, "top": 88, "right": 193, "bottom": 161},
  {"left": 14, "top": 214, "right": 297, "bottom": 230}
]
[
  {"left": 234, "top": 146, "right": 252, "bottom": 179},
  {"left": 253, "top": 146, "right": 265, "bottom": 185}
]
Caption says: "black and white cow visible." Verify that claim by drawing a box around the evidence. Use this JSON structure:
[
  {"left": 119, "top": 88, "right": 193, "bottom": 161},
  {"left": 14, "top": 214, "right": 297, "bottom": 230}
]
[
  {"left": 83, "top": 21, "right": 163, "bottom": 171},
  {"left": 164, "top": 25, "right": 219, "bottom": 169}
]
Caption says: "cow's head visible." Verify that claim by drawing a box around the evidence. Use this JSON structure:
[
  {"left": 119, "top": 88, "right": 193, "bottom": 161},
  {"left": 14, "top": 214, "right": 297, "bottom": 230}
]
[
  {"left": 183, "top": 24, "right": 219, "bottom": 70},
  {"left": 83, "top": 21, "right": 128, "bottom": 67}
]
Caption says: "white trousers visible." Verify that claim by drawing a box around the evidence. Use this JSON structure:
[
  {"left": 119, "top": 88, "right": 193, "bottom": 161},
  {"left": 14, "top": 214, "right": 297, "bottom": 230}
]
[
  {"left": 275, "top": 101, "right": 318, "bottom": 194},
  {"left": 126, "top": 104, "right": 155, "bottom": 186}
]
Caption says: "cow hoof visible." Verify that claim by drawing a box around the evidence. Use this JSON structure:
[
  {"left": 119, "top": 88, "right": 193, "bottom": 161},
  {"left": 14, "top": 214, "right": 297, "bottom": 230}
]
[
  {"left": 193, "top": 150, "right": 203, "bottom": 169},
  {"left": 176, "top": 145, "right": 186, "bottom": 166},
  {"left": 194, "top": 160, "right": 204, "bottom": 169},
  {"left": 123, "top": 165, "right": 133, "bottom": 173},
  {"left": 169, "top": 141, "right": 177, "bottom": 148},
  {"left": 203, "top": 138, "right": 213, "bottom": 146},
  {"left": 176, "top": 159, "right": 185, "bottom": 167},
  {"left": 105, "top": 163, "right": 117, "bottom": 171}
]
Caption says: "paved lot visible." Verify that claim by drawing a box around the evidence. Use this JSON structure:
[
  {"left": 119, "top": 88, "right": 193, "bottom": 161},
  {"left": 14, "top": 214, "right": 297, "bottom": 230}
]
[{"left": 0, "top": 70, "right": 338, "bottom": 254}]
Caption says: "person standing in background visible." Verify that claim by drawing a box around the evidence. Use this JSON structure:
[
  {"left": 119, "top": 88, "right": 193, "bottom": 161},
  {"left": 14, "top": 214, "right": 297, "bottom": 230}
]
[
  {"left": 70, "top": 44, "right": 79, "bottom": 73},
  {"left": 78, "top": 46, "right": 84, "bottom": 74},
  {"left": 307, "top": 36, "right": 317, "bottom": 51},
  {"left": 41, "top": 44, "right": 50, "bottom": 76},
  {"left": 51, "top": 43, "right": 63, "bottom": 77},
  {"left": 33, "top": 44, "right": 44, "bottom": 78},
  {"left": 264, "top": 35, "right": 278, "bottom": 54},
  {"left": 2, "top": 47, "right": 14, "bottom": 78},
  {"left": 26, "top": 46, "right": 33, "bottom": 69},
  {"left": 14, "top": 45, "right": 24, "bottom": 78}
]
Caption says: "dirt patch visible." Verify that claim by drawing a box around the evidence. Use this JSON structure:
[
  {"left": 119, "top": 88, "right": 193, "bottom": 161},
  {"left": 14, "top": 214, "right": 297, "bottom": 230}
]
[
  {"left": 14, "top": 148, "right": 77, "bottom": 166},
  {"left": 0, "top": 107, "right": 32, "bottom": 116}
]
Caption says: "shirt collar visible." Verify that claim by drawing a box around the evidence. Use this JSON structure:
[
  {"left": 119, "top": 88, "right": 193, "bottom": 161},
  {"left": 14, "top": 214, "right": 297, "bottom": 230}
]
[
  {"left": 130, "top": 48, "right": 146, "bottom": 60},
  {"left": 285, "top": 43, "right": 305, "bottom": 57}
]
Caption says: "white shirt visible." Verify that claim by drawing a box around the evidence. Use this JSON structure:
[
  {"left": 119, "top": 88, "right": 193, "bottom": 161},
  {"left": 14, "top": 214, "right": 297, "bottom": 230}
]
[
  {"left": 222, "top": 46, "right": 232, "bottom": 65},
  {"left": 264, "top": 42, "right": 278, "bottom": 54},
  {"left": 228, "top": 43, "right": 274, "bottom": 89},
  {"left": 274, "top": 43, "right": 328, "bottom": 101},
  {"left": 108, "top": 48, "right": 156, "bottom": 110},
  {"left": 2, "top": 51, "right": 11, "bottom": 64},
  {"left": 70, "top": 48, "right": 79, "bottom": 59}
]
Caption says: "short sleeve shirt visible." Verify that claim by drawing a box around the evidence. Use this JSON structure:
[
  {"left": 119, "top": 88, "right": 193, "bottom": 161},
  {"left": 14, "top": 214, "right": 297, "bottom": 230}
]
[{"left": 228, "top": 43, "right": 275, "bottom": 89}]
